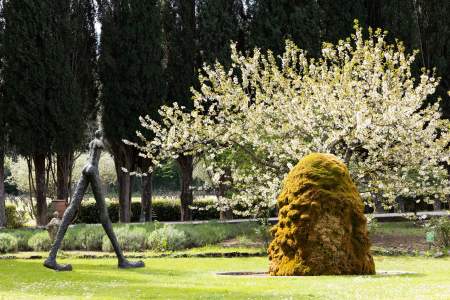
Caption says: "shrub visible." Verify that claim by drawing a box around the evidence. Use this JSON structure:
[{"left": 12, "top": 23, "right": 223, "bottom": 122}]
[
  {"left": 59, "top": 225, "right": 105, "bottom": 251},
  {"left": 0, "top": 233, "right": 18, "bottom": 253},
  {"left": 176, "top": 222, "right": 257, "bottom": 247},
  {"left": 427, "top": 217, "right": 450, "bottom": 248},
  {"left": 28, "top": 231, "right": 52, "bottom": 252},
  {"left": 102, "top": 226, "right": 147, "bottom": 252},
  {"left": 59, "top": 225, "right": 104, "bottom": 251},
  {"left": 367, "top": 215, "right": 379, "bottom": 234},
  {"left": 147, "top": 225, "right": 188, "bottom": 251},
  {"left": 80, "top": 226, "right": 105, "bottom": 251},
  {"left": 5, "top": 205, "right": 25, "bottom": 229},
  {"left": 61, "top": 228, "right": 82, "bottom": 251},
  {"left": 8, "top": 230, "right": 35, "bottom": 251}
]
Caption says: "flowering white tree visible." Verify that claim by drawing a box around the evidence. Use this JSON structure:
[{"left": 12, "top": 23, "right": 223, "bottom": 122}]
[{"left": 130, "top": 24, "right": 450, "bottom": 217}]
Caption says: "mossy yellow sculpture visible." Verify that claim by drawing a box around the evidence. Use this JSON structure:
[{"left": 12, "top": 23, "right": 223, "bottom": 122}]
[{"left": 268, "top": 153, "right": 375, "bottom": 276}]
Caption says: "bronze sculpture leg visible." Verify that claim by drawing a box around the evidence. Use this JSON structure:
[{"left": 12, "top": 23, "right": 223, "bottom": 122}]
[
  {"left": 44, "top": 168, "right": 144, "bottom": 271},
  {"left": 89, "top": 170, "right": 144, "bottom": 269},
  {"left": 44, "top": 176, "right": 89, "bottom": 271}
]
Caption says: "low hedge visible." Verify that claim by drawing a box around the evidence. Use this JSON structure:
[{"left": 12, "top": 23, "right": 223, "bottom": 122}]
[
  {"left": 75, "top": 198, "right": 220, "bottom": 224},
  {"left": 27, "top": 231, "right": 52, "bottom": 252},
  {"left": 0, "top": 221, "right": 262, "bottom": 253},
  {"left": 0, "top": 233, "right": 18, "bottom": 253}
]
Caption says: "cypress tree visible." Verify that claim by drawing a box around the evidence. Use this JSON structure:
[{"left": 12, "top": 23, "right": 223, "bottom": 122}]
[
  {"left": 318, "top": 0, "right": 366, "bottom": 44},
  {"left": 197, "top": 0, "right": 246, "bottom": 67},
  {"left": 3, "top": 0, "right": 87, "bottom": 225},
  {"left": 162, "top": 0, "right": 196, "bottom": 221},
  {"left": 248, "top": 0, "right": 321, "bottom": 56},
  {"left": 56, "top": 0, "right": 98, "bottom": 203},
  {"left": 99, "top": 0, "right": 164, "bottom": 222},
  {"left": 0, "top": 1, "right": 5, "bottom": 227}
]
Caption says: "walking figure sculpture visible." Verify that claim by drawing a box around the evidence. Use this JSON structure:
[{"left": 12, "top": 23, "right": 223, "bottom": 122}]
[{"left": 44, "top": 130, "right": 145, "bottom": 271}]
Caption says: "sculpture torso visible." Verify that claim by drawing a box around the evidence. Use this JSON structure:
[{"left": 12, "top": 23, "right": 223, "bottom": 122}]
[
  {"left": 88, "top": 138, "right": 103, "bottom": 168},
  {"left": 84, "top": 131, "right": 104, "bottom": 174}
]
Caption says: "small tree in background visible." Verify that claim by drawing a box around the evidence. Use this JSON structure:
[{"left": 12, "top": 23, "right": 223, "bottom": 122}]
[{"left": 134, "top": 25, "right": 450, "bottom": 217}]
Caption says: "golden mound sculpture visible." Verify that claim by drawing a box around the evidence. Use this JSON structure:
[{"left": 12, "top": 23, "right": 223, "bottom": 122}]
[{"left": 268, "top": 153, "right": 375, "bottom": 276}]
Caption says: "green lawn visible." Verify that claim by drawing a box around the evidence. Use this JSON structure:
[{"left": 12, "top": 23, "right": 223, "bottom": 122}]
[
  {"left": 1, "top": 256, "right": 449, "bottom": 299},
  {"left": 373, "top": 221, "right": 426, "bottom": 237}
]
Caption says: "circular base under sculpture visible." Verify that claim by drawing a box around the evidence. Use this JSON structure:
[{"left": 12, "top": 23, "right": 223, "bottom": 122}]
[{"left": 216, "top": 271, "right": 415, "bottom": 277}]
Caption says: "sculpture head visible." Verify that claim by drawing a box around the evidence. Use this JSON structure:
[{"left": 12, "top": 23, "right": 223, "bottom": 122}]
[{"left": 95, "top": 129, "right": 103, "bottom": 139}]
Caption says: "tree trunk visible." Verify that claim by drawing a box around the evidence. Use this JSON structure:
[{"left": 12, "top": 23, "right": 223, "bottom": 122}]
[
  {"left": 372, "top": 193, "right": 385, "bottom": 214},
  {"left": 116, "top": 165, "right": 131, "bottom": 223},
  {"left": 217, "top": 168, "right": 233, "bottom": 220},
  {"left": 433, "top": 199, "right": 441, "bottom": 211},
  {"left": 0, "top": 149, "right": 6, "bottom": 228},
  {"left": 33, "top": 153, "right": 48, "bottom": 226},
  {"left": 112, "top": 146, "right": 134, "bottom": 223},
  {"left": 140, "top": 173, "right": 153, "bottom": 222},
  {"left": 56, "top": 152, "right": 72, "bottom": 201},
  {"left": 397, "top": 196, "right": 406, "bottom": 213},
  {"left": 177, "top": 155, "right": 193, "bottom": 221}
]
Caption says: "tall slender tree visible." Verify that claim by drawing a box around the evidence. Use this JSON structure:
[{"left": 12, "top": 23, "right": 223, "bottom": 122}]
[
  {"left": 162, "top": 0, "right": 196, "bottom": 221},
  {"left": 99, "top": 0, "right": 164, "bottom": 222},
  {"left": 197, "top": 0, "right": 245, "bottom": 67},
  {"left": 0, "top": 1, "right": 6, "bottom": 228},
  {"left": 56, "top": 0, "right": 98, "bottom": 203},
  {"left": 317, "top": 0, "right": 366, "bottom": 44},
  {"left": 248, "top": 0, "right": 321, "bottom": 56}
]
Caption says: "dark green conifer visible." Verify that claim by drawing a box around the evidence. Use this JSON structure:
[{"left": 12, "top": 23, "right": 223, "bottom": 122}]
[{"left": 99, "top": 0, "right": 164, "bottom": 222}]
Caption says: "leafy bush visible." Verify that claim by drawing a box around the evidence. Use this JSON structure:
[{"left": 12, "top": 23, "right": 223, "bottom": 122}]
[
  {"left": 79, "top": 226, "right": 105, "bottom": 251},
  {"left": 147, "top": 225, "right": 188, "bottom": 251},
  {"left": 366, "top": 215, "right": 379, "bottom": 234},
  {"left": 59, "top": 225, "right": 104, "bottom": 251},
  {"left": 61, "top": 228, "right": 82, "bottom": 251},
  {"left": 28, "top": 231, "right": 52, "bottom": 251},
  {"left": 0, "top": 233, "right": 18, "bottom": 253},
  {"left": 102, "top": 226, "right": 147, "bottom": 252},
  {"left": 5, "top": 205, "right": 25, "bottom": 229},
  {"left": 8, "top": 230, "right": 35, "bottom": 251},
  {"left": 427, "top": 217, "right": 450, "bottom": 248},
  {"left": 177, "top": 222, "right": 256, "bottom": 247}
]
